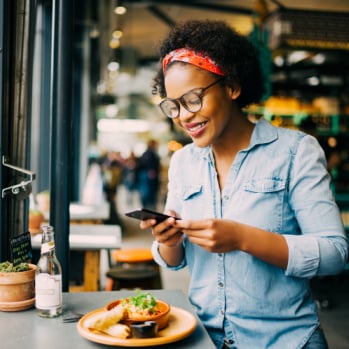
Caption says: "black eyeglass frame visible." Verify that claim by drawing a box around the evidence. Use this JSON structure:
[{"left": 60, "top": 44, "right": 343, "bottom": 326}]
[{"left": 158, "top": 77, "right": 225, "bottom": 119}]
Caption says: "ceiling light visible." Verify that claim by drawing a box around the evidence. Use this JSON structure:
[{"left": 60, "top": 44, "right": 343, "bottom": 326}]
[
  {"left": 288, "top": 51, "right": 308, "bottom": 65},
  {"left": 107, "top": 61, "right": 120, "bottom": 72},
  {"left": 109, "top": 38, "right": 120, "bottom": 49},
  {"left": 112, "top": 30, "right": 123, "bottom": 39},
  {"left": 114, "top": 6, "right": 127, "bottom": 15},
  {"left": 273, "top": 55, "right": 284, "bottom": 67},
  {"left": 312, "top": 53, "right": 326, "bottom": 65},
  {"left": 307, "top": 76, "right": 320, "bottom": 86},
  {"left": 89, "top": 26, "right": 100, "bottom": 39}
]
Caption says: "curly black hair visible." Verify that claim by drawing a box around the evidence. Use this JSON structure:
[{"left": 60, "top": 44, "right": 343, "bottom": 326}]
[{"left": 152, "top": 20, "right": 265, "bottom": 109}]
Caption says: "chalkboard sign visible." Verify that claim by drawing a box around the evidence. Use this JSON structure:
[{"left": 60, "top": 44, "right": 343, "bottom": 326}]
[{"left": 9, "top": 232, "right": 33, "bottom": 265}]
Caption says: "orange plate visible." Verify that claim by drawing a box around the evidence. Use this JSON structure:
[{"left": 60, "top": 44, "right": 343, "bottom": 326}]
[{"left": 77, "top": 306, "right": 197, "bottom": 347}]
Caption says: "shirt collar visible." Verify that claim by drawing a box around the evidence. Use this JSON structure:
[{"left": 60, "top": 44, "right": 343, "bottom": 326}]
[
  {"left": 192, "top": 117, "right": 278, "bottom": 160},
  {"left": 249, "top": 118, "right": 278, "bottom": 149}
]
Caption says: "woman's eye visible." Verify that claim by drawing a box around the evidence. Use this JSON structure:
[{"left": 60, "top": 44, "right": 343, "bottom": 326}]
[{"left": 184, "top": 93, "right": 201, "bottom": 105}]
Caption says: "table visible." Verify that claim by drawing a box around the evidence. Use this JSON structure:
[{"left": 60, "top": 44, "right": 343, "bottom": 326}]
[
  {"left": 40, "top": 202, "right": 110, "bottom": 224},
  {"left": 69, "top": 202, "right": 110, "bottom": 224},
  {"left": 0, "top": 290, "right": 216, "bottom": 349},
  {"left": 31, "top": 224, "right": 122, "bottom": 291}
]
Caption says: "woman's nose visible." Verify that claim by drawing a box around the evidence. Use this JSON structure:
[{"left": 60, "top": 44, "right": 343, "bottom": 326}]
[{"left": 178, "top": 104, "right": 194, "bottom": 120}]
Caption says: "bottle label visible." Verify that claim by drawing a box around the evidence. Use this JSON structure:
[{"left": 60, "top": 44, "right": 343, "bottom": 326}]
[
  {"left": 35, "top": 273, "right": 62, "bottom": 308},
  {"left": 41, "top": 241, "right": 55, "bottom": 254}
]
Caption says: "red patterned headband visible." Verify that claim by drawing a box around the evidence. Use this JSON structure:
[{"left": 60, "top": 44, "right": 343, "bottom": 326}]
[{"left": 162, "top": 48, "right": 225, "bottom": 76}]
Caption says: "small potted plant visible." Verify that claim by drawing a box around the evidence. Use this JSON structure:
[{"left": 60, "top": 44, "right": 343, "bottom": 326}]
[{"left": 0, "top": 261, "right": 36, "bottom": 312}]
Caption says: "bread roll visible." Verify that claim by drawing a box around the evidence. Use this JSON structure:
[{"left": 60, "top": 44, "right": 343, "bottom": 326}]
[
  {"left": 102, "top": 323, "right": 130, "bottom": 339},
  {"left": 85, "top": 305, "right": 125, "bottom": 331}
]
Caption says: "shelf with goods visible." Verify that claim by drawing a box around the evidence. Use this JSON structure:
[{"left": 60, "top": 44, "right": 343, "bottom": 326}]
[
  {"left": 257, "top": 45, "right": 349, "bottom": 191},
  {"left": 246, "top": 96, "right": 349, "bottom": 135},
  {"left": 257, "top": 8, "right": 349, "bottom": 229},
  {"left": 246, "top": 96, "right": 349, "bottom": 198}
]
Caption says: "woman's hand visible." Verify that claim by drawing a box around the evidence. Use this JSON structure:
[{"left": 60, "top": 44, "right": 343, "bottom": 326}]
[
  {"left": 174, "top": 218, "right": 241, "bottom": 253},
  {"left": 139, "top": 210, "right": 184, "bottom": 267},
  {"left": 173, "top": 218, "right": 289, "bottom": 269},
  {"left": 139, "top": 210, "right": 184, "bottom": 247}
]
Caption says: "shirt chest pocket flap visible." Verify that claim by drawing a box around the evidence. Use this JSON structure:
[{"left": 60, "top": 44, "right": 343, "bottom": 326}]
[
  {"left": 243, "top": 177, "right": 286, "bottom": 193},
  {"left": 239, "top": 178, "right": 287, "bottom": 229},
  {"left": 175, "top": 184, "right": 204, "bottom": 217}
]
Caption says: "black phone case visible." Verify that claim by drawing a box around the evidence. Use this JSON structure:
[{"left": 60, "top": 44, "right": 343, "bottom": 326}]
[{"left": 125, "top": 208, "right": 173, "bottom": 223}]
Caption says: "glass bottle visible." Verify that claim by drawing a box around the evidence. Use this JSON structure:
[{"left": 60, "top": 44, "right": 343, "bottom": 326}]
[{"left": 35, "top": 224, "right": 62, "bottom": 317}]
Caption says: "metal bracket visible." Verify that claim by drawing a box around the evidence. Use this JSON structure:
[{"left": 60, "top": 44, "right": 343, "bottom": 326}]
[{"left": 1, "top": 156, "right": 36, "bottom": 198}]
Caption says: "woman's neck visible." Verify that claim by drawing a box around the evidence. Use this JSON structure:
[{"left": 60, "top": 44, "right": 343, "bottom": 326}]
[{"left": 212, "top": 115, "right": 255, "bottom": 190}]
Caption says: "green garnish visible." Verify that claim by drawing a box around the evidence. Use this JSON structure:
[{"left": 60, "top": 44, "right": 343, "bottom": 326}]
[
  {"left": 0, "top": 261, "right": 30, "bottom": 272},
  {"left": 122, "top": 290, "right": 158, "bottom": 314}
]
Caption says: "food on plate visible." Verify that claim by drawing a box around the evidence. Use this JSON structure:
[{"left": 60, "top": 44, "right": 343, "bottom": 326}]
[
  {"left": 84, "top": 304, "right": 125, "bottom": 332},
  {"left": 101, "top": 323, "right": 130, "bottom": 339},
  {"left": 121, "top": 290, "right": 160, "bottom": 318},
  {"left": 106, "top": 290, "right": 171, "bottom": 330},
  {"left": 85, "top": 291, "right": 170, "bottom": 339}
]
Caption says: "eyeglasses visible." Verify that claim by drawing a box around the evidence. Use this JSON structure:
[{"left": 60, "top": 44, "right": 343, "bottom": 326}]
[{"left": 158, "top": 77, "right": 224, "bottom": 119}]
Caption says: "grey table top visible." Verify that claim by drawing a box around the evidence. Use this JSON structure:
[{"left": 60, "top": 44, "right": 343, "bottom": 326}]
[{"left": 0, "top": 289, "right": 215, "bottom": 349}]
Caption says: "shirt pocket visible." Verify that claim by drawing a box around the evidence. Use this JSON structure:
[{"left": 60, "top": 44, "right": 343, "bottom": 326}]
[
  {"left": 174, "top": 184, "right": 206, "bottom": 219},
  {"left": 236, "top": 177, "right": 287, "bottom": 232}
]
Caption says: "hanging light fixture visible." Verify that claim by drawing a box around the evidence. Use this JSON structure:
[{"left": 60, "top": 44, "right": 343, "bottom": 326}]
[
  {"left": 109, "top": 37, "right": 120, "bottom": 49},
  {"left": 114, "top": 0, "right": 127, "bottom": 16},
  {"left": 114, "top": 6, "right": 127, "bottom": 15}
]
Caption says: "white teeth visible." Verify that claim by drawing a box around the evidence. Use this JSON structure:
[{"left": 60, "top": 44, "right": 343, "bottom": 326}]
[{"left": 188, "top": 122, "right": 205, "bottom": 132}]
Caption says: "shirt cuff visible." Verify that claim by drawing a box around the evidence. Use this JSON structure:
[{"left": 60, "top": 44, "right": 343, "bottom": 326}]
[
  {"left": 284, "top": 235, "right": 320, "bottom": 278},
  {"left": 151, "top": 240, "right": 186, "bottom": 270}
]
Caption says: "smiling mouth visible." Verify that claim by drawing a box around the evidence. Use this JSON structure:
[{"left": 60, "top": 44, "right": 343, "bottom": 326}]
[{"left": 186, "top": 121, "right": 207, "bottom": 133}]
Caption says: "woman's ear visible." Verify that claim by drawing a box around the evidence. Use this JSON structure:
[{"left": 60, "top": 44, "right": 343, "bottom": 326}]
[{"left": 227, "top": 83, "right": 241, "bottom": 100}]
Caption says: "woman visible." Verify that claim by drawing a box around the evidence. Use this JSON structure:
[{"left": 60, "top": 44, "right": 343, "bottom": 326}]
[{"left": 141, "top": 20, "right": 348, "bottom": 349}]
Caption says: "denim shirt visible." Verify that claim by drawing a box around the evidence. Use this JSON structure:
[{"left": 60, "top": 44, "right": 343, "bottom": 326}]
[{"left": 152, "top": 118, "right": 348, "bottom": 349}]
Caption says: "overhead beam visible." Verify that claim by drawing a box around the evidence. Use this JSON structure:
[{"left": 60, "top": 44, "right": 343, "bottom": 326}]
[
  {"left": 122, "top": 0, "right": 253, "bottom": 16},
  {"left": 147, "top": 5, "right": 176, "bottom": 27}
]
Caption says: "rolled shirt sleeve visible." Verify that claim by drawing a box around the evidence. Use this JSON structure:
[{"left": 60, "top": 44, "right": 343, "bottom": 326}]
[
  {"left": 285, "top": 234, "right": 348, "bottom": 278},
  {"left": 285, "top": 135, "right": 348, "bottom": 278},
  {"left": 151, "top": 240, "right": 187, "bottom": 270}
]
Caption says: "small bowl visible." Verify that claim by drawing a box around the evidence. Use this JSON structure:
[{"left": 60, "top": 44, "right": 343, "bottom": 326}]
[
  {"left": 130, "top": 321, "right": 158, "bottom": 338},
  {"left": 106, "top": 299, "right": 170, "bottom": 330}
]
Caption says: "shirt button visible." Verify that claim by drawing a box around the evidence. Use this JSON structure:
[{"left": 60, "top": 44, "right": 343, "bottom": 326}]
[
  {"left": 218, "top": 282, "right": 224, "bottom": 287},
  {"left": 220, "top": 309, "right": 224, "bottom": 315},
  {"left": 218, "top": 253, "right": 223, "bottom": 257},
  {"left": 223, "top": 195, "right": 229, "bottom": 200}
]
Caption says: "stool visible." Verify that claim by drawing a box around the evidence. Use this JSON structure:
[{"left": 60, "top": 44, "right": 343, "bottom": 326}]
[{"left": 105, "top": 248, "right": 162, "bottom": 291}]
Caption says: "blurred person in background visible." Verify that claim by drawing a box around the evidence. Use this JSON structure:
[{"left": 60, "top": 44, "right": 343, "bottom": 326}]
[
  {"left": 122, "top": 151, "right": 139, "bottom": 207},
  {"left": 138, "top": 139, "right": 161, "bottom": 210},
  {"left": 101, "top": 151, "right": 123, "bottom": 225}
]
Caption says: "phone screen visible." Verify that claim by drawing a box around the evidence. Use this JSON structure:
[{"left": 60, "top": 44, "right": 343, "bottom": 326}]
[{"left": 125, "top": 208, "right": 176, "bottom": 223}]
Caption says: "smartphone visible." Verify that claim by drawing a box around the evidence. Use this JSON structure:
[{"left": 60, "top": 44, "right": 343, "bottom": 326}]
[{"left": 125, "top": 208, "right": 178, "bottom": 223}]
